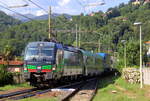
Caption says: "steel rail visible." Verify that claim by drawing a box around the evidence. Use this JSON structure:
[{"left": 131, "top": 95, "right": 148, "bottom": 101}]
[
  {"left": 60, "top": 77, "right": 99, "bottom": 101},
  {"left": 0, "top": 88, "right": 37, "bottom": 99},
  {"left": 88, "top": 78, "right": 99, "bottom": 101},
  {"left": 7, "top": 80, "right": 85, "bottom": 100}
]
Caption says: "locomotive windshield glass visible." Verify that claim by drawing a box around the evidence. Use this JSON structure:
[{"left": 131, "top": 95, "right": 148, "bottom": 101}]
[
  {"left": 25, "top": 48, "right": 38, "bottom": 60},
  {"left": 25, "top": 47, "right": 54, "bottom": 60},
  {"left": 41, "top": 48, "right": 53, "bottom": 57}
]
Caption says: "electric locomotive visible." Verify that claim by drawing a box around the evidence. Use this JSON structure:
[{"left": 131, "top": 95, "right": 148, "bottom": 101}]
[
  {"left": 23, "top": 41, "right": 109, "bottom": 87},
  {"left": 23, "top": 42, "right": 84, "bottom": 87}
]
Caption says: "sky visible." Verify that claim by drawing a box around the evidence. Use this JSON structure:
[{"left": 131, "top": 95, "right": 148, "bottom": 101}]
[{"left": 0, "top": 0, "right": 130, "bottom": 16}]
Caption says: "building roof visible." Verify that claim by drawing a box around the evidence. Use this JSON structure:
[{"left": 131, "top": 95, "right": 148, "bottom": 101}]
[
  {"left": 0, "top": 61, "right": 23, "bottom": 65},
  {"left": 145, "top": 41, "right": 150, "bottom": 44}
]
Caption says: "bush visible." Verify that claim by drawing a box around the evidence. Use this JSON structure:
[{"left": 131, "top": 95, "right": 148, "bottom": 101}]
[
  {"left": 115, "top": 57, "right": 125, "bottom": 72},
  {"left": 0, "top": 65, "right": 13, "bottom": 86}
]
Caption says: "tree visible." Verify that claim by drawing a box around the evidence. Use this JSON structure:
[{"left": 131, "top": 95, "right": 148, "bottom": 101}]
[{"left": 2, "top": 45, "right": 15, "bottom": 67}]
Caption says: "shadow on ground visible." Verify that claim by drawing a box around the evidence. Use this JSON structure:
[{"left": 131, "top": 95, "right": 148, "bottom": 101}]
[{"left": 97, "top": 69, "right": 121, "bottom": 89}]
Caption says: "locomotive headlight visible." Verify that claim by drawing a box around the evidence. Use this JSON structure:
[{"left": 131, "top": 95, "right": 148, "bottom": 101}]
[
  {"left": 15, "top": 68, "right": 20, "bottom": 72},
  {"left": 52, "top": 67, "right": 56, "bottom": 70},
  {"left": 24, "top": 67, "right": 27, "bottom": 71}
]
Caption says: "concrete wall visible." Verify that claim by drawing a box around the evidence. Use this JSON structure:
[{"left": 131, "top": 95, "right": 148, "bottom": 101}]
[{"left": 143, "top": 68, "right": 150, "bottom": 85}]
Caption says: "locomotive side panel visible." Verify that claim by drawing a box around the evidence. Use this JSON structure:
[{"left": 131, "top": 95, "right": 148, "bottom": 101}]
[
  {"left": 81, "top": 51, "right": 104, "bottom": 76},
  {"left": 94, "top": 56, "right": 104, "bottom": 75},
  {"left": 85, "top": 55, "right": 95, "bottom": 76},
  {"left": 63, "top": 50, "right": 83, "bottom": 76},
  {"left": 97, "top": 53, "right": 112, "bottom": 73}
]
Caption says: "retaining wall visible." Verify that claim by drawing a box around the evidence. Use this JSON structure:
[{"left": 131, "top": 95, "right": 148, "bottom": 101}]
[{"left": 122, "top": 68, "right": 140, "bottom": 84}]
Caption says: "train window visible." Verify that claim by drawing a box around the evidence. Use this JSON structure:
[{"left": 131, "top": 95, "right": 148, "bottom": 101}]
[
  {"left": 25, "top": 48, "right": 38, "bottom": 60},
  {"left": 64, "top": 51, "right": 81, "bottom": 67},
  {"left": 41, "top": 48, "right": 53, "bottom": 56}
]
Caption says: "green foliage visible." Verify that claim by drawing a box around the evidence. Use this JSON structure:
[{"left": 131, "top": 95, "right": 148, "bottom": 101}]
[
  {"left": 0, "top": 2, "right": 150, "bottom": 69},
  {"left": 3, "top": 45, "right": 15, "bottom": 61},
  {"left": 0, "top": 83, "right": 31, "bottom": 91},
  {"left": 0, "top": 65, "right": 13, "bottom": 86},
  {"left": 94, "top": 76, "right": 150, "bottom": 101},
  {"left": 0, "top": 11, "right": 20, "bottom": 33}
]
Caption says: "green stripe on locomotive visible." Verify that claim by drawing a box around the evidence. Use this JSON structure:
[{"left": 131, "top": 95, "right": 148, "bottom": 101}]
[
  {"left": 26, "top": 65, "right": 36, "bottom": 69},
  {"left": 42, "top": 65, "right": 52, "bottom": 69},
  {"left": 24, "top": 65, "right": 53, "bottom": 72}
]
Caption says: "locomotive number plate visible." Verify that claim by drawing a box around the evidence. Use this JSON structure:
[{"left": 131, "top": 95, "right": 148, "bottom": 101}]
[{"left": 37, "top": 66, "right": 41, "bottom": 69}]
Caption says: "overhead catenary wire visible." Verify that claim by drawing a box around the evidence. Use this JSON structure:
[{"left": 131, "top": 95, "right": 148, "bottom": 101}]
[
  {"left": 5, "top": 0, "right": 29, "bottom": 8},
  {"left": 0, "top": 1, "right": 9, "bottom": 7},
  {"left": 0, "top": 4, "right": 34, "bottom": 21},
  {"left": 76, "top": 0, "right": 84, "bottom": 7},
  {"left": 28, "top": 0, "right": 48, "bottom": 13},
  {"left": 76, "top": 0, "right": 87, "bottom": 15}
]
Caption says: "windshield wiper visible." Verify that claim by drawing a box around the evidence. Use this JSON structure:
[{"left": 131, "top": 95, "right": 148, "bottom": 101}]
[
  {"left": 32, "top": 57, "right": 37, "bottom": 61},
  {"left": 43, "top": 58, "right": 46, "bottom": 62}
]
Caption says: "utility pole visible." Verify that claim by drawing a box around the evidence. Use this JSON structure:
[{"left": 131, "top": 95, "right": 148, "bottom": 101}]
[
  {"left": 98, "top": 39, "right": 101, "bottom": 52},
  {"left": 79, "top": 26, "right": 81, "bottom": 47},
  {"left": 134, "top": 22, "right": 143, "bottom": 88},
  {"left": 76, "top": 24, "right": 78, "bottom": 47},
  {"left": 124, "top": 43, "right": 126, "bottom": 68},
  {"left": 121, "top": 40, "right": 126, "bottom": 68},
  {"left": 48, "top": 6, "right": 51, "bottom": 40},
  {"left": 139, "top": 24, "right": 143, "bottom": 88}
]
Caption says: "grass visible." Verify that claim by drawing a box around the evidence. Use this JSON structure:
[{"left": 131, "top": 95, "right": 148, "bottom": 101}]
[
  {"left": 93, "top": 75, "right": 150, "bottom": 101},
  {"left": 0, "top": 83, "right": 58, "bottom": 101},
  {"left": 1, "top": 75, "right": 150, "bottom": 101},
  {"left": 0, "top": 83, "right": 32, "bottom": 91}
]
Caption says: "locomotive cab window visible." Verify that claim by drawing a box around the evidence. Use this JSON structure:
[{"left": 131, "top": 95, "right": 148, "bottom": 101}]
[
  {"left": 25, "top": 47, "right": 54, "bottom": 60},
  {"left": 25, "top": 48, "right": 39, "bottom": 60},
  {"left": 40, "top": 48, "right": 53, "bottom": 57}
]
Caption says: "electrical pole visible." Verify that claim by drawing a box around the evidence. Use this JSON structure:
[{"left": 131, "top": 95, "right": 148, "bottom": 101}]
[
  {"left": 121, "top": 40, "right": 126, "bottom": 68},
  {"left": 48, "top": 6, "right": 51, "bottom": 40},
  {"left": 76, "top": 24, "right": 78, "bottom": 47},
  {"left": 134, "top": 22, "right": 143, "bottom": 88},
  {"left": 98, "top": 39, "right": 101, "bottom": 52},
  {"left": 124, "top": 43, "right": 126, "bottom": 68},
  {"left": 79, "top": 26, "right": 81, "bottom": 47},
  {"left": 140, "top": 25, "right": 143, "bottom": 88}
]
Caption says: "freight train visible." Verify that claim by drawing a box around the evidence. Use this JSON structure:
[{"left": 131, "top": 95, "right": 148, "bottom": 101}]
[{"left": 23, "top": 42, "right": 112, "bottom": 87}]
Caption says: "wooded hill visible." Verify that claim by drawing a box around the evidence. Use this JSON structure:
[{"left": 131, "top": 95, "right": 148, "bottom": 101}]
[
  {"left": 0, "top": 0, "right": 150, "bottom": 68},
  {"left": 0, "top": 11, "right": 20, "bottom": 32}
]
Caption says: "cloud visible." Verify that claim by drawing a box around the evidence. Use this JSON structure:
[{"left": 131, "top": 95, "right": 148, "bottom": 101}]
[
  {"left": 58, "top": 0, "right": 71, "bottom": 6},
  {"left": 0, "top": 0, "right": 27, "bottom": 7},
  {"left": 53, "top": 0, "right": 82, "bottom": 15},
  {"left": 0, "top": 0, "right": 130, "bottom": 15},
  {"left": 35, "top": 10, "right": 47, "bottom": 16},
  {"left": 52, "top": 6, "right": 79, "bottom": 15}
]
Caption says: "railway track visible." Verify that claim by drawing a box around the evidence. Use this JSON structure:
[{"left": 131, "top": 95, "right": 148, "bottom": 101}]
[
  {"left": 0, "top": 80, "right": 85, "bottom": 101},
  {"left": 0, "top": 78, "right": 99, "bottom": 101},
  {"left": 0, "top": 88, "right": 37, "bottom": 99},
  {"left": 60, "top": 78, "right": 99, "bottom": 101},
  {"left": 0, "top": 88, "right": 39, "bottom": 101}
]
